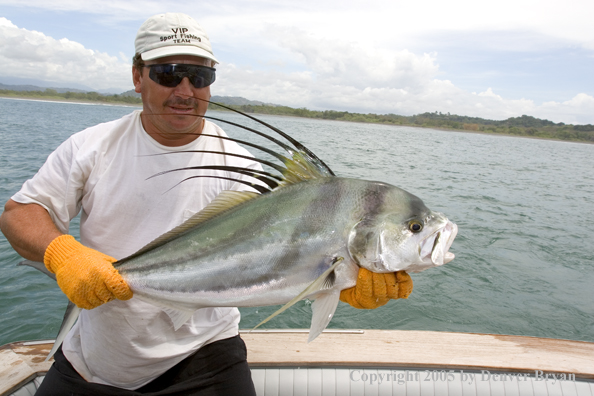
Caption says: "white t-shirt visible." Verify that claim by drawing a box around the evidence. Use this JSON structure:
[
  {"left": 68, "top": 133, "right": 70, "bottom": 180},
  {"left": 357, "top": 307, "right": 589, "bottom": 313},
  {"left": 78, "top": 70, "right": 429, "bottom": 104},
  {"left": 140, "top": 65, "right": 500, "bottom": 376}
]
[{"left": 12, "top": 110, "right": 262, "bottom": 389}]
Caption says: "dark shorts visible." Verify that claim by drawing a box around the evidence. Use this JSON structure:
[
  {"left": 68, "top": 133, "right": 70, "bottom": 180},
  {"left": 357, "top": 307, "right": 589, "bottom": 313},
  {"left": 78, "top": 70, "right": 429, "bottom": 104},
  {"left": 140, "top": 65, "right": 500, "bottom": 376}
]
[{"left": 35, "top": 335, "right": 257, "bottom": 396}]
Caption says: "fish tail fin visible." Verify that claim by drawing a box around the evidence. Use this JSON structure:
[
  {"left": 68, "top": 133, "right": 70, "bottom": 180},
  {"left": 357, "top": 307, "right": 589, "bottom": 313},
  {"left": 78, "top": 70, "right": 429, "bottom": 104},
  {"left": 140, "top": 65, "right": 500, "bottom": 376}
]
[
  {"left": 47, "top": 302, "right": 82, "bottom": 361},
  {"left": 18, "top": 260, "right": 81, "bottom": 360},
  {"left": 251, "top": 256, "right": 344, "bottom": 333},
  {"left": 19, "top": 260, "right": 56, "bottom": 281}
]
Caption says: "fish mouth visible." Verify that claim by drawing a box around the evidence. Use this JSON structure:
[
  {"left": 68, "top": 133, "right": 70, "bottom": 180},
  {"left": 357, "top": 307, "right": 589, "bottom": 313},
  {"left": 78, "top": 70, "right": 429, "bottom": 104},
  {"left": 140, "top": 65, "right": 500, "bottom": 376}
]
[{"left": 419, "top": 220, "right": 458, "bottom": 267}]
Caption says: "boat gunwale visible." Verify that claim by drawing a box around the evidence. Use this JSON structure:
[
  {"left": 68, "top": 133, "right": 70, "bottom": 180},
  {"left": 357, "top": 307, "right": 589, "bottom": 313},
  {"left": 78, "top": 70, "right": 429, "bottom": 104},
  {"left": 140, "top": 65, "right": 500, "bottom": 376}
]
[{"left": 2, "top": 329, "right": 593, "bottom": 395}]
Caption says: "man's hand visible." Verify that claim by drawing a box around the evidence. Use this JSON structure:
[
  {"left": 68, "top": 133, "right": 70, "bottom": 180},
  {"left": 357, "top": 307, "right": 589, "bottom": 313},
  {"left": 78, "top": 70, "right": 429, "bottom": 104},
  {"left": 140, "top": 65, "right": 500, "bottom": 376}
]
[
  {"left": 340, "top": 268, "right": 413, "bottom": 309},
  {"left": 44, "top": 235, "right": 133, "bottom": 309}
]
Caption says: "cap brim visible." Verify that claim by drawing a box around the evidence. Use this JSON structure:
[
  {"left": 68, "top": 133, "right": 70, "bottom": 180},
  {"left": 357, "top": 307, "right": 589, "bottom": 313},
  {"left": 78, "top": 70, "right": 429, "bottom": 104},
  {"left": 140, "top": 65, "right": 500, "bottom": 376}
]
[{"left": 141, "top": 46, "right": 219, "bottom": 64}]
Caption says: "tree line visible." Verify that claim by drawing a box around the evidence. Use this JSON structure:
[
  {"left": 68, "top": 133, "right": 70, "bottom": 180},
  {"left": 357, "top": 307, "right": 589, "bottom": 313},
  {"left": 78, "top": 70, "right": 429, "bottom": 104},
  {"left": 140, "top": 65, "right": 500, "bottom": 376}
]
[
  {"left": 207, "top": 104, "right": 594, "bottom": 143},
  {"left": 0, "top": 88, "right": 142, "bottom": 105},
  {"left": 2, "top": 88, "right": 592, "bottom": 143}
]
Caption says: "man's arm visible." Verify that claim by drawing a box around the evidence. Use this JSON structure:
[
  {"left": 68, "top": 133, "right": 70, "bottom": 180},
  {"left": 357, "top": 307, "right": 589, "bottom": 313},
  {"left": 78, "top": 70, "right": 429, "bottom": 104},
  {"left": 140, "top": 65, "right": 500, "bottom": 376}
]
[
  {"left": 0, "top": 199, "right": 62, "bottom": 262},
  {"left": 1, "top": 199, "right": 132, "bottom": 309}
]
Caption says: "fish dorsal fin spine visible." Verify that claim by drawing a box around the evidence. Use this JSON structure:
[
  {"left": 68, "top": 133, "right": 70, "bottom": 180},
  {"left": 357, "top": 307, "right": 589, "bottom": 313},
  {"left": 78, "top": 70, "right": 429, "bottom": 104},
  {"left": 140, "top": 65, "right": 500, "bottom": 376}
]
[{"left": 122, "top": 190, "right": 259, "bottom": 259}]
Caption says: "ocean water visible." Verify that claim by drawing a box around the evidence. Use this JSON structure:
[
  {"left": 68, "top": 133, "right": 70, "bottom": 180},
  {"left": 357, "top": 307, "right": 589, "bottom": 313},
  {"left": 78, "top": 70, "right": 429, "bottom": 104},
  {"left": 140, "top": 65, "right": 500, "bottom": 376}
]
[{"left": 0, "top": 97, "right": 592, "bottom": 346}]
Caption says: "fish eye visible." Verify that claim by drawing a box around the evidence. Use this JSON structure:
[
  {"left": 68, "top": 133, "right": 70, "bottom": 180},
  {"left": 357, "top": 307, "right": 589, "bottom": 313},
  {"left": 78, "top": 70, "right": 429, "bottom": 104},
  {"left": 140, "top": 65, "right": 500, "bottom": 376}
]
[{"left": 408, "top": 220, "right": 423, "bottom": 233}]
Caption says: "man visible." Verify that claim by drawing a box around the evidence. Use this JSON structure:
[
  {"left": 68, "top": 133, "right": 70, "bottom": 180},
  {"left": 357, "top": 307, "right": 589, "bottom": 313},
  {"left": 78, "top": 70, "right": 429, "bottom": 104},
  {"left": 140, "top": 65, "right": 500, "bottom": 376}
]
[{"left": 0, "top": 13, "right": 412, "bottom": 395}]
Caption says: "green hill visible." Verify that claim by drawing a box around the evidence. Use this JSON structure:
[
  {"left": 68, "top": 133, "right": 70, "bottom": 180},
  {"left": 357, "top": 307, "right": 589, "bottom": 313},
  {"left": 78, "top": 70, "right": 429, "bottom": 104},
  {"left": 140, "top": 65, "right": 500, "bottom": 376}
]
[{"left": 1, "top": 86, "right": 592, "bottom": 143}]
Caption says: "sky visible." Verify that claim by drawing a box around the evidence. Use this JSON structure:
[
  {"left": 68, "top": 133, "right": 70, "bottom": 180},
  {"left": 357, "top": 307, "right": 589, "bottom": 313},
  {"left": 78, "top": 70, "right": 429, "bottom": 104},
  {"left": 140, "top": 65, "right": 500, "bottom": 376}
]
[{"left": 1, "top": 0, "right": 593, "bottom": 124}]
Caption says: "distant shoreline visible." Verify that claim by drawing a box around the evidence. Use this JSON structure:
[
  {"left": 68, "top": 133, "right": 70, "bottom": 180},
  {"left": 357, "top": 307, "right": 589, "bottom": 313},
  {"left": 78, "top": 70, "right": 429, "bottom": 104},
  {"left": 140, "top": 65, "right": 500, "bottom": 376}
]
[
  {"left": 420, "top": 125, "right": 594, "bottom": 145},
  {"left": 263, "top": 111, "right": 594, "bottom": 145},
  {"left": 1, "top": 94, "right": 592, "bottom": 145},
  {"left": 0, "top": 94, "right": 142, "bottom": 108}
]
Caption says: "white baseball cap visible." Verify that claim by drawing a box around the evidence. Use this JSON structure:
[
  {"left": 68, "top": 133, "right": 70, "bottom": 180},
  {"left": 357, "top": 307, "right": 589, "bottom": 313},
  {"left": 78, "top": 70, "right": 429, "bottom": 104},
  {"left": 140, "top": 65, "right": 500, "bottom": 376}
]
[{"left": 135, "top": 13, "right": 218, "bottom": 63}]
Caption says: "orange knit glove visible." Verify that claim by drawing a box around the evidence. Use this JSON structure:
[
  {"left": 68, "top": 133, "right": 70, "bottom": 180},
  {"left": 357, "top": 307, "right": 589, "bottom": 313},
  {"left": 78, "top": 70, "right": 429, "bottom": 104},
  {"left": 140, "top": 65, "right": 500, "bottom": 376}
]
[
  {"left": 340, "top": 268, "right": 413, "bottom": 309},
  {"left": 44, "top": 235, "right": 132, "bottom": 309}
]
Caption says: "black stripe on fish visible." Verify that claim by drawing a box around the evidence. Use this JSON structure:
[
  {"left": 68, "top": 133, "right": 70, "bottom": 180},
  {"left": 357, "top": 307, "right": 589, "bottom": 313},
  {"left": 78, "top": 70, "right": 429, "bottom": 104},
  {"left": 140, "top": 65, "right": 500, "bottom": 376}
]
[{"left": 362, "top": 182, "right": 391, "bottom": 220}]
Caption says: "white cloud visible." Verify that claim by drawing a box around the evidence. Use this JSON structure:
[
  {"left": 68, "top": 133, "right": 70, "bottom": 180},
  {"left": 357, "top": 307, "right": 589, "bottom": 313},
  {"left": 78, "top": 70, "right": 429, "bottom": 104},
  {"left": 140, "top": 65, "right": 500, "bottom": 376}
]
[
  {"left": 0, "top": 13, "right": 592, "bottom": 124},
  {"left": 0, "top": 17, "right": 132, "bottom": 91},
  {"left": 537, "top": 94, "right": 594, "bottom": 125},
  {"left": 214, "top": 32, "right": 594, "bottom": 124},
  {"left": 0, "top": 0, "right": 160, "bottom": 18},
  {"left": 272, "top": 27, "right": 439, "bottom": 93},
  {"left": 2, "top": 0, "right": 593, "bottom": 51}
]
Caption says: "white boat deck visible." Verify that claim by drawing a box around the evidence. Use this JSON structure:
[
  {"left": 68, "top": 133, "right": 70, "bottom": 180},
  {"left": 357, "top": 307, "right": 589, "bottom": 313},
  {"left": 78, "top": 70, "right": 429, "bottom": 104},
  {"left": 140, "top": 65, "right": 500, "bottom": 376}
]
[{"left": 2, "top": 330, "right": 593, "bottom": 395}]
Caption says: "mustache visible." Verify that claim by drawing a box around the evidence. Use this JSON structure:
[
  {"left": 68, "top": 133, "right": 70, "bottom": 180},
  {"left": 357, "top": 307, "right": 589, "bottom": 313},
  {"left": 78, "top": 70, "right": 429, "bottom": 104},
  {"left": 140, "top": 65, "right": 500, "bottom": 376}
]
[{"left": 164, "top": 97, "right": 199, "bottom": 109}]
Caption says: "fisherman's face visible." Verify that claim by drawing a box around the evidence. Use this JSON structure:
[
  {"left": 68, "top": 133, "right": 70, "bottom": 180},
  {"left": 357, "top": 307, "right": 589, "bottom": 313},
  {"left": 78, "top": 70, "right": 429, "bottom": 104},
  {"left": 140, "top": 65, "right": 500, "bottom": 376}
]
[{"left": 133, "top": 55, "right": 213, "bottom": 147}]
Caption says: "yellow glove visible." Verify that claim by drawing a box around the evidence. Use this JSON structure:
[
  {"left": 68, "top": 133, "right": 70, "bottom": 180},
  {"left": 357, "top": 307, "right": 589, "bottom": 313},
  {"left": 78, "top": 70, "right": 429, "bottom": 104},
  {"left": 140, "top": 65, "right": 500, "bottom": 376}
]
[
  {"left": 340, "top": 268, "right": 413, "bottom": 309},
  {"left": 44, "top": 235, "right": 132, "bottom": 309}
]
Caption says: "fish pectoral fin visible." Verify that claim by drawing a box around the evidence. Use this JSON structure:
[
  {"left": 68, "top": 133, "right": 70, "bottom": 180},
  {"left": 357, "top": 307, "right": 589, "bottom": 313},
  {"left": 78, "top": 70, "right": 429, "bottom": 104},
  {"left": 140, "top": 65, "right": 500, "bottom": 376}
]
[
  {"left": 162, "top": 307, "right": 196, "bottom": 331},
  {"left": 251, "top": 256, "right": 344, "bottom": 332},
  {"left": 308, "top": 291, "right": 340, "bottom": 343},
  {"left": 47, "top": 302, "right": 82, "bottom": 361}
]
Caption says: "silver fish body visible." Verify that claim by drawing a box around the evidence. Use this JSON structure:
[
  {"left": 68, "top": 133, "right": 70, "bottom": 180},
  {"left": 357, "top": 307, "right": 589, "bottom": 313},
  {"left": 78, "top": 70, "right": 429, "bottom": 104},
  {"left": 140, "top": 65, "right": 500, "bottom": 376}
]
[
  {"left": 116, "top": 176, "right": 457, "bottom": 331},
  {"left": 22, "top": 175, "right": 457, "bottom": 360}
]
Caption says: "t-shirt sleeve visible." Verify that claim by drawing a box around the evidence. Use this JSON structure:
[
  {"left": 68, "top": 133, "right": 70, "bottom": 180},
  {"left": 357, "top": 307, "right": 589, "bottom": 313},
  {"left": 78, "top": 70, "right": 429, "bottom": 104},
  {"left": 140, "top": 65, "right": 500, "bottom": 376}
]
[{"left": 11, "top": 136, "right": 86, "bottom": 234}]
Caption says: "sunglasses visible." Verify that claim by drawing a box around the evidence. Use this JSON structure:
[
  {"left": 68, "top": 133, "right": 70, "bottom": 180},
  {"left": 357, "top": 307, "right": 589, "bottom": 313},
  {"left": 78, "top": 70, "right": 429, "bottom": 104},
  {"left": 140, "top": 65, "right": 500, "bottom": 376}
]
[{"left": 147, "top": 64, "right": 216, "bottom": 89}]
